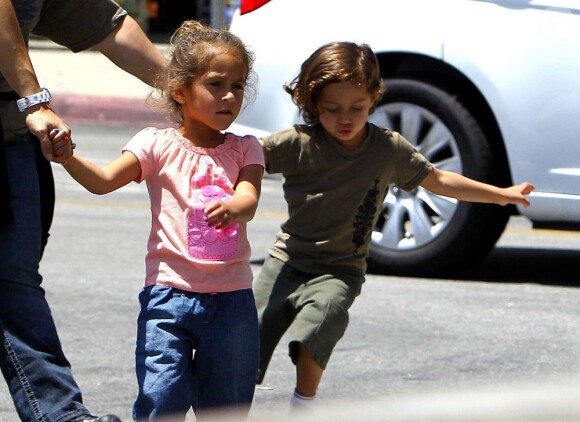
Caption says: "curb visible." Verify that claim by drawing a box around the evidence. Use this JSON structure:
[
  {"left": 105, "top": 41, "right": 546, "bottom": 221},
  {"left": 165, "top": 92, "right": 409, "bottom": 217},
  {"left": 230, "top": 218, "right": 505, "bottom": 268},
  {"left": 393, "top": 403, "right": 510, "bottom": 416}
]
[{"left": 52, "top": 94, "right": 173, "bottom": 128}]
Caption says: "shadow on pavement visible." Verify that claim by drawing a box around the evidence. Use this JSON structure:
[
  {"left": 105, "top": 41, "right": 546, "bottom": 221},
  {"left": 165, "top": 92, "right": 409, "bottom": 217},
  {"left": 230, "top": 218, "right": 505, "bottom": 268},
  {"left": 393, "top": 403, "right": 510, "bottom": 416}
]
[
  {"left": 366, "top": 247, "right": 580, "bottom": 287},
  {"left": 255, "top": 248, "right": 579, "bottom": 287},
  {"left": 458, "top": 247, "right": 580, "bottom": 287}
]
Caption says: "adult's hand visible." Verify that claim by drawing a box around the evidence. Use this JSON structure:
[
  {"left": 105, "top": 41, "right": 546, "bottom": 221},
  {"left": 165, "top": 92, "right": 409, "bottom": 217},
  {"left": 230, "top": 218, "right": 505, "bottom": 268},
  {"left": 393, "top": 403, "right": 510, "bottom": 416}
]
[
  {"left": 25, "top": 104, "right": 73, "bottom": 163},
  {"left": 1, "top": 0, "right": 72, "bottom": 162}
]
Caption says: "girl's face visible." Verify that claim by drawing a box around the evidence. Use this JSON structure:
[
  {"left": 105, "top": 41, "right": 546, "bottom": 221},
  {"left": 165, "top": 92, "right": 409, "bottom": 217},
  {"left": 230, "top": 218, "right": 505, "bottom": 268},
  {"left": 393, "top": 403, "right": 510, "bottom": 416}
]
[
  {"left": 316, "top": 80, "right": 375, "bottom": 150},
  {"left": 175, "top": 52, "right": 247, "bottom": 135}
]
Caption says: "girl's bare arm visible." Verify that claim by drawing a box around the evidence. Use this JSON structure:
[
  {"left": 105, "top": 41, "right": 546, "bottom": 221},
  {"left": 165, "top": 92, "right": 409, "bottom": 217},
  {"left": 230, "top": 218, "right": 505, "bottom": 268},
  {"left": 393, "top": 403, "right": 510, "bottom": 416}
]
[
  {"left": 204, "top": 164, "right": 264, "bottom": 229},
  {"left": 62, "top": 151, "right": 141, "bottom": 195}
]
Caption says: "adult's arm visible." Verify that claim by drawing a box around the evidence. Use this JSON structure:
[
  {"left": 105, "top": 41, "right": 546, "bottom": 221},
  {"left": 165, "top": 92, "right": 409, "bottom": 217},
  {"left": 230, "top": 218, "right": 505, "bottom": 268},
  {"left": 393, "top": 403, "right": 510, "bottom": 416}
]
[
  {"left": 93, "top": 15, "right": 168, "bottom": 87},
  {"left": 0, "top": 0, "right": 71, "bottom": 162}
]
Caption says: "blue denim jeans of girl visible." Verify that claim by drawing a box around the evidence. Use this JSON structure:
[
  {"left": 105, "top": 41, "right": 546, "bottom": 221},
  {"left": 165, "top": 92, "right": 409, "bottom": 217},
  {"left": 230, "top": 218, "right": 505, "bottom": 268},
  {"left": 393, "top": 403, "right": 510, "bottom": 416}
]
[
  {"left": 0, "top": 136, "right": 92, "bottom": 421},
  {"left": 133, "top": 285, "right": 259, "bottom": 421}
]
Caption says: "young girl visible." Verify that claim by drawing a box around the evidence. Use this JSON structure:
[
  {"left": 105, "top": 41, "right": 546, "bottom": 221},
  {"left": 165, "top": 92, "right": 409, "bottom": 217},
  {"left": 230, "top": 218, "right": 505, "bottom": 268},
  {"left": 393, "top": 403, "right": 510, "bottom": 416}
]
[
  {"left": 54, "top": 20, "right": 264, "bottom": 421},
  {"left": 253, "top": 41, "right": 535, "bottom": 413}
]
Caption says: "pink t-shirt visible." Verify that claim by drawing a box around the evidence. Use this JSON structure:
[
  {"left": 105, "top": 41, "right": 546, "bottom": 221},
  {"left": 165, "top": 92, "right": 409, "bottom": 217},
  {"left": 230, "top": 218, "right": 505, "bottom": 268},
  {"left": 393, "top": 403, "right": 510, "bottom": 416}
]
[{"left": 123, "top": 127, "right": 265, "bottom": 293}]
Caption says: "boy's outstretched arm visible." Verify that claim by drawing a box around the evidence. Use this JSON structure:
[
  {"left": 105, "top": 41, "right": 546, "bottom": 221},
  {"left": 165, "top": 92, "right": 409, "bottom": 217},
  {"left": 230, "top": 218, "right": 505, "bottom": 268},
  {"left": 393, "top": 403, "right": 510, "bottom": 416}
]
[
  {"left": 420, "top": 167, "right": 535, "bottom": 207},
  {"left": 62, "top": 151, "right": 141, "bottom": 195}
]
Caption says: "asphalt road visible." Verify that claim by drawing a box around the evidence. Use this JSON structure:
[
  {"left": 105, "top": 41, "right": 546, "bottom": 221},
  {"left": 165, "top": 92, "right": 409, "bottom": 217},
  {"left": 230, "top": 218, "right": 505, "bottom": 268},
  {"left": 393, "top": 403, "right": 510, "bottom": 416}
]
[{"left": 1, "top": 124, "right": 580, "bottom": 421}]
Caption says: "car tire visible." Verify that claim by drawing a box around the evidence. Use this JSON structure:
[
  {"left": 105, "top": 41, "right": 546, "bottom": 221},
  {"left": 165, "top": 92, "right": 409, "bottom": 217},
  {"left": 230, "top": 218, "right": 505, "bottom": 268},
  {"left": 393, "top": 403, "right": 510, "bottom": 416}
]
[{"left": 367, "top": 79, "right": 511, "bottom": 276}]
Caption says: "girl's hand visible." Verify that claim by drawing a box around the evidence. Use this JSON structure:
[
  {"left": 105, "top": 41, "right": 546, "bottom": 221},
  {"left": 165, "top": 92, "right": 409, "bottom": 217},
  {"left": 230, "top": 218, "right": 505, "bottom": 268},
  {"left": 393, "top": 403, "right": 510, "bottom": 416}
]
[
  {"left": 49, "top": 128, "right": 75, "bottom": 164},
  {"left": 204, "top": 200, "right": 234, "bottom": 229},
  {"left": 501, "top": 182, "right": 535, "bottom": 207}
]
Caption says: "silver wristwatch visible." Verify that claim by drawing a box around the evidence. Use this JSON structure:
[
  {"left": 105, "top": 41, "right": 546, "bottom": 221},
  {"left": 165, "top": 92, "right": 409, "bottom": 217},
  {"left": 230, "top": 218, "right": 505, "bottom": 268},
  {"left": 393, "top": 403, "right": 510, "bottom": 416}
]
[{"left": 16, "top": 88, "right": 52, "bottom": 112}]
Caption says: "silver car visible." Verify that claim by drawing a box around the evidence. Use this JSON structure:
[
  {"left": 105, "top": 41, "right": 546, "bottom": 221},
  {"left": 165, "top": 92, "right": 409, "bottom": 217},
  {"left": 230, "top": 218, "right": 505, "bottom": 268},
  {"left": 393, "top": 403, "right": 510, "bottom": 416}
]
[{"left": 229, "top": 0, "right": 580, "bottom": 275}]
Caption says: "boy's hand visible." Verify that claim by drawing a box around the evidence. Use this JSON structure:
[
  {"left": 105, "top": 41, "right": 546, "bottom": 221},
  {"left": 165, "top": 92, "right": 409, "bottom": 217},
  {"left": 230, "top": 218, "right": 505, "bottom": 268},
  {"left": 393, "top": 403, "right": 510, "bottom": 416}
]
[{"left": 503, "top": 182, "right": 535, "bottom": 207}]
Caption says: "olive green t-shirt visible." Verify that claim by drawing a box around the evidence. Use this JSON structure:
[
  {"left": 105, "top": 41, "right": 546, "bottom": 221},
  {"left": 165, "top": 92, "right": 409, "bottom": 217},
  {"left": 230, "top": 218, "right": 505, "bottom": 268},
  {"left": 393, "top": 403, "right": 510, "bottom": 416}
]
[{"left": 263, "top": 123, "right": 433, "bottom": 275}]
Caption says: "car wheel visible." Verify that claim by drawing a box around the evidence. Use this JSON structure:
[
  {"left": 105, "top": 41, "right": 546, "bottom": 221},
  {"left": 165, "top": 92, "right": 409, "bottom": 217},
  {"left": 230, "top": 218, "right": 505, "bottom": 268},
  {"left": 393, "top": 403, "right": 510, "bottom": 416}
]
[{"left": 367, "top": 79, "right": 510, "bottom": 276}]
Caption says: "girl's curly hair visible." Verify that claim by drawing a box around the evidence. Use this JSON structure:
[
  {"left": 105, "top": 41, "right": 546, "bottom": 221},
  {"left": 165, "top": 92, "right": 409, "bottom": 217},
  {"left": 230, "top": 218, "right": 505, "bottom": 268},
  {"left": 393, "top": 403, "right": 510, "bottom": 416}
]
[{"left": 149, "top": 20, "right": 257, "bottom": 124}]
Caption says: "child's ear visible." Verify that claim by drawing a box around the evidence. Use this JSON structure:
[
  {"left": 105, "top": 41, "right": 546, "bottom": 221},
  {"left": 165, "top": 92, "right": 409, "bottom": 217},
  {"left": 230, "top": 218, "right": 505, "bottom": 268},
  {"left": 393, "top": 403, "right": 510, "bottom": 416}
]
[
  {"left": 171, "top": 89, "right": 184, "bottom": 104},
  {"left": 169, "top": 79, "right": 185, "bottom": 104}
]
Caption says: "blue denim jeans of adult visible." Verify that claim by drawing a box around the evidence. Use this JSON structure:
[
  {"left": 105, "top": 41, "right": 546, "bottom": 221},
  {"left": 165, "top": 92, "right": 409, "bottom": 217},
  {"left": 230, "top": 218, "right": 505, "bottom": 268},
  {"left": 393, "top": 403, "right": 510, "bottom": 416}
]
[
  {"left": 133, "top": 285, "right": 260, "bottom": 421},
  {"left": 0, "top": 135, "right": 92, "bottom": 422}
]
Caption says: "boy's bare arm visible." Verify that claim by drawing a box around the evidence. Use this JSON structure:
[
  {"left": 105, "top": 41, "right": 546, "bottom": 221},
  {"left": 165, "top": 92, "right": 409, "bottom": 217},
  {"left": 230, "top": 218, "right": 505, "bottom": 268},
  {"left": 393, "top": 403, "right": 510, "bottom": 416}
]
[{"left": 420, "top": 167, "right": 535, "bottom": 207}]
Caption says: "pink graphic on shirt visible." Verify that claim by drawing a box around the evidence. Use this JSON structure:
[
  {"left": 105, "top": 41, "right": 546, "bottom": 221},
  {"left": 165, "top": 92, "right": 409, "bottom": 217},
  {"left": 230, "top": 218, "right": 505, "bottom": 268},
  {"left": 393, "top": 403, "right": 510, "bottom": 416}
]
[{"left": 187, "top": 157, "right": 239, "bottom": 260}]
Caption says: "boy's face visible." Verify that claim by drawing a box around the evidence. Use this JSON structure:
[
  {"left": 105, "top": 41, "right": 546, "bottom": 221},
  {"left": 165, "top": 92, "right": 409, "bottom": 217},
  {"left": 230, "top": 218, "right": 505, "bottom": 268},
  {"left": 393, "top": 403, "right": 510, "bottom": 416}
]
[{"left": 316, "top": 80, "right": 375, "bottom": 150}]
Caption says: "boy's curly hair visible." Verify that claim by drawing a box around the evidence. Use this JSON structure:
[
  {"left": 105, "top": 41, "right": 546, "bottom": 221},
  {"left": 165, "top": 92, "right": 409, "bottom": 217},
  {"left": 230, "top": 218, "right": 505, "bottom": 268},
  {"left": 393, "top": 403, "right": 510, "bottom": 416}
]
[{"left": 285, "top": 41, "right": 384, "bottom": 124}]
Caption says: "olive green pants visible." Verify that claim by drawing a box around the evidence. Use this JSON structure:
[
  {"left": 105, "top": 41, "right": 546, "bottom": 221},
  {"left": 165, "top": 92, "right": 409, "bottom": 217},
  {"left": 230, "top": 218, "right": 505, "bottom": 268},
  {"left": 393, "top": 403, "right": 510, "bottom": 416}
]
[{"left": 254, "top": 255, "right": 364, "bottom": 384}]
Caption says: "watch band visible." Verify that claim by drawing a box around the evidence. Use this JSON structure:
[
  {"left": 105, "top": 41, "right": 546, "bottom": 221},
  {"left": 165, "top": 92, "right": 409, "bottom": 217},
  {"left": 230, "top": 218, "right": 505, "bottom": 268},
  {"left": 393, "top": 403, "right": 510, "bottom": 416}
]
[{"left": 16, "top": 88, "right": 51, "bottom": 112}]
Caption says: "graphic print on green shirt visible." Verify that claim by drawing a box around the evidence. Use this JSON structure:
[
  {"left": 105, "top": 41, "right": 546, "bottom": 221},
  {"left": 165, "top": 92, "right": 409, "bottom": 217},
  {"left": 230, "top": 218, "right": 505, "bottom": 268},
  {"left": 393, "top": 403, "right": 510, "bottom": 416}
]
[{"left": 352, "top": 177, "right": 380, "bottom": 255}]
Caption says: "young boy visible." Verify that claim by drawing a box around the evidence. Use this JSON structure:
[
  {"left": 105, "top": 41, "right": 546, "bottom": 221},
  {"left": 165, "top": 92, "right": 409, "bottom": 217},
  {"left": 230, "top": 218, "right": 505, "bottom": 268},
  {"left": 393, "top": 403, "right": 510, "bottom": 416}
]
[{"left": 253, "top": 41, "right": 534, "bottom": 412}]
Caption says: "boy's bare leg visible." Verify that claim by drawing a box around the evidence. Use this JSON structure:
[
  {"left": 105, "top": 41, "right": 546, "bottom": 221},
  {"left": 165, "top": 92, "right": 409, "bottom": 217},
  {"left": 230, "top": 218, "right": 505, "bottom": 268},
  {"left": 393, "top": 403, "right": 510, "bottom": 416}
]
[{"left": 295, "top": 342, "right": 324, "bottom": 397}]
